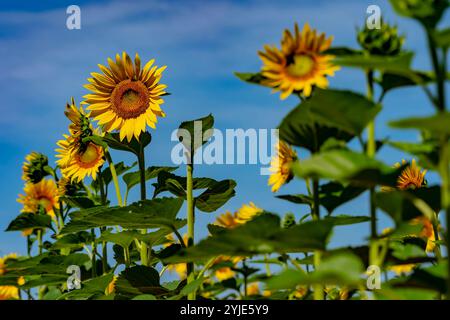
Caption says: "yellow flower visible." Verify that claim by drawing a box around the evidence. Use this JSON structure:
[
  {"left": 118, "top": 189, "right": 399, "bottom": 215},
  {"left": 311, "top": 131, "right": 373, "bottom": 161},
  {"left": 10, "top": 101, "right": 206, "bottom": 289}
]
[
  {"left": 0, "top": 285, "right": 19, "bottom": 300},
  {"left": 389, "top": 264, "right": 416, "bottom": 275},
  {"left": 247, "top": 283, "right": 260, "bottom": 296},
  {"left": 258, "top": 23, "right": 339, "bottom": 99},
  {"left": 165, "top": 233, "right": 188, "bottom": 279},
  {"left": 212, "top": 256, "right": 241, "bottom": 281},
  {"left": 83, "top": 52, "right": 167, "bottom": 142},
  {"left": 56, "top": 135, "right": 105, "bottom": 182},
  {"left": 17, "top": 178, "right": 59, "bottom": 218},
  {"left": 21, "top": 152, "right": 49, "bottom": 183},
  {"left": 0, "top": 254, "right": 20, "bottom": 300},
  {"left": 411, "top": 216, "right": 436, "bottom": 253},
  {"left": 235, "top": 202, "right": 263, "bottom": 224},
  {"left": 105, "top": 276, "right": 118, "bottom": 295},
  {"left": 268, "top": 141, "right": 297, "bottom": 192},
  {"left": 214, "top": 202, "right": 262, "bottom": 228},
  {"left": 395, "top": 159, "right": 427, "bottom": 190}
]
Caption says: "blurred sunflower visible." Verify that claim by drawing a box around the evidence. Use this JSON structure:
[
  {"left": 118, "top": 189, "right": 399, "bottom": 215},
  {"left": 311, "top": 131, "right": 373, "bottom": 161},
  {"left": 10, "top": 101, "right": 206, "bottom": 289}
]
[
  {"left": 258, "top": 23, "right": 339, "bottom": 99},
  {"left": 212, "top": 256, "right": 241, "bottom": 281},
  {"left": 389, "top": 263, "right": 416, "bottom": 276},
  {"left": 395, "top": 159, "right": 427, "bottom": 190},
  {"left": 17, "top": 178, "right": 59, "bottom": 218},
  {"left": 411, "top": 216, "right": 436, "bottom": 253},
  {"left": 0, "top": 254, "right": 19, "bottom": 300},
  {"left": 105, "top": 275, "right": 118, "bottom": 295},
  {"left": 22, "top": 152, "right": 49, "bottom": 184},
  {"left": 247, "top": 283, "right": 260, "bottom": 296},
  {"left": 268, "top": 141, "right": 297, "bottom": 192},
  {"left": 165, "top": 234, "right": 188, "bottom": 279},
  {"left": 84, "top": 52, "right": 167, "bottom": 142},
  {"left": 215, "top": 202, "right": 262, "bottom": 228}
]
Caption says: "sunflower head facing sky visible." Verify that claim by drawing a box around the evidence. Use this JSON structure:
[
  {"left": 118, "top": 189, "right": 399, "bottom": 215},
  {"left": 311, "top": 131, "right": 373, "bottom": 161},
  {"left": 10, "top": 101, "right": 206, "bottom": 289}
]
[
  {"left": 258, "top": 23, "right": 339, "bottom": 100},
  {"left": 83, "top": 52, "right": 167, "bottom": 142},
  {"left": 17, "top": 178, "right": 59, "bottom": 218},
  {"left": 268, "top": 141, "right": 298, "bottom": 192}
]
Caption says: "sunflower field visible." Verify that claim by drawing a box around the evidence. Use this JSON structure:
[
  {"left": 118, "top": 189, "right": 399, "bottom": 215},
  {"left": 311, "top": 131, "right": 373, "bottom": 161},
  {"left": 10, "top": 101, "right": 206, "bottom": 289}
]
[{"left": 1, "top": 0, "right": 450, "bottom": 301}]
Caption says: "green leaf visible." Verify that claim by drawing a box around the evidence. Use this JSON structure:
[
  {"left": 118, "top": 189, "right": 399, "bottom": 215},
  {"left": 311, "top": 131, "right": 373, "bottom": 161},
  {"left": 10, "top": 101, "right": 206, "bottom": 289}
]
[
  {"left": 323, "top": 215, "right": 371, "bottom": 226},
  {"left": 59, "top": 273, "right": 114, "bottom": 300},
  {"left": 115, "top": 266, "right": 168, "bottom": 298},
  {"left": 234, "top": 72, "right": 267, "bottom": 85},
  {"left": 177, "top": 114, "right": 214, "bottom": 157},
  {"left": 179, "top": 277, "right": 205, "bottom": 296},
  {"left": 292, "top": 150, "right": 401, "bottom": 187},
  {"left": 60, "top": 197, "right": 185, "bottom": 234},
  {"left": 319, "top": 182, "right": 366, "bottom": 214},
  {"left": 6, "top": 213, "right": 53, "bottom": 232},
  {"left": 325, "top": 47, "right": 363, "bottom": 56},
  {"left": 334, "top": 52, "right": 414, "bottom": 72},
  {"left": 51, "top": 231, "right": 94, "bottom": 250},
  {"left": 195, "top": 179, "right": 237, "bottom": 212},
  {"left": 163, "top": 213, "right": 333, "bottom": 263},
  {"left": 374, "top": 287, "right": 438, "bottom": 300},
  {"left": 60, "top": 196, "right": 97, "bottom": 209},
  {"left": 376, "top": 186, "right": 441, "bottom": 224},
  {"left": 98, "top": 228, "right": 171, "bottom": 249},
  {"left": 300, "top": 89, "right": 381, "bottom": 136},
  {"left": 152, "top": 171, "right": 217, "bottom": 198},
  {"left": 123, "top": 166, "right": 178, "bottom": 193},
  {"left": 132, "top": 294, "right": 157, "bottom": 300},
  {"left": 276, "top": 194, "right": 313, "bottom": 206},
  {"left": 266, "top": 252, "right": 364, "bottom": 289},
  {"left": 101, "top": 132, "right": 152, "bottom": 156},
  {"left": 390, "top": 113, "right": 450, "bottom": 135},
  {"left": 377, "top": 71, "right": 435, "bottom": 95},
  {"left": 278, "top": 89, "right": 378, "bottom": 152}
]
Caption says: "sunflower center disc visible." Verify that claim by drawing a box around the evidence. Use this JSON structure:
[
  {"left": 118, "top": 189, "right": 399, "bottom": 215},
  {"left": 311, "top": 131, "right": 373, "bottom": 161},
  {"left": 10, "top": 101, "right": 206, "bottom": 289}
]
[
  {"left": 79, "top": 143, "right": 101, "bottom": 166},
  {"left": 111, "top": 79, "right": 149, "bottom": 119},
  {"left": 286, "top": 54, "right": 315, "bottom": 78}
]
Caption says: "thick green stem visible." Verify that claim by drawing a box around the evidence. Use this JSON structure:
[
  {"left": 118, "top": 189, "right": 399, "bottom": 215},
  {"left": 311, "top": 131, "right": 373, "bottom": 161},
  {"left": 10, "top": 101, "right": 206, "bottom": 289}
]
[
  {"left": 186, "top": 163, "right": 196, "bottom": 300},
  {"left": 137, "top": 145, "right": 149, "bottom": 267},
  {"left": 439, "top": 137, "right": 450, "bottom": 297},
  {"left": 312, "top": 178, "right": 324, "bottom": 300},
  {"left": 37, "top": 229, "right": 43, "bottom": 255},
  {"left": 90, "top": 229, "right": 97, "bottom": 278}
]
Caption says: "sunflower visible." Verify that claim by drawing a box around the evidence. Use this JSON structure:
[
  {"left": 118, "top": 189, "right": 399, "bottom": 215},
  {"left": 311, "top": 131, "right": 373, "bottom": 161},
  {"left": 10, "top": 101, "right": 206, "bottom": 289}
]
[
  {"left": 212, "top": 256, "right": 241, "bottom": 281},
  {"left": 258, "top": 23, "right": 339, "bottom": 99},
  {"left": 214, "top": 211, "right": 241, "bottom": 228},
  {"left": 17, "top": 178, "right": 59, "bottom": 217},
  {"left": 268, "top": 141, "right": 297, "bottom": 192},
  {"left": 83, "top": 52, "right": 167, "bottom": 142},
  {"left": 0, "top": 254, "right": 19, "bottom": 300},
  {"left": 411, "top": 216, "right": 436, "bottom": 253},
  {"left": 165, "top": 234, "right": 188, "bottom": 279},
  {"left": 22, "top": 152, "right": 49, "bottom": 183},
  {"left": 65, "top": 97, "right": 93, "bottom": 142},
  {"left": 395, "top": 159, "right": 427, "bottom": 190},
  {"left": 235, "top": 202, "right": 263, "bottom": 223},
  {"left": 56, "top": 135, "right": 105, "bottom": 182},
  {"left": 105, "top": 276, "right": 118, "bottom": 295}
]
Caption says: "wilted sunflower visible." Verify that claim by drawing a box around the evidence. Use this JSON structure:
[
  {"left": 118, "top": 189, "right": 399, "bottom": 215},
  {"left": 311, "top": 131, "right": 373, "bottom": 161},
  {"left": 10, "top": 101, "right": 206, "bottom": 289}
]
[
  {"left": 395, "top": 159, "right": 427, "bottom": 190},
  {"left": 17, "top": 178, "right": 59, "bottom": 218},
  {"left": 22, "top": 152, "right": 49, "bottom": 184},
  {"left": 268, "top": 141, "right": 297, "bottom": 192},
  {"left": 258, "top": 23, "right": 339, "bottom": 99},
  {"left": 84, "top": 52, "right": 167, "bottom": 142},
  {"left": 65, "top": 97, "right": 93, "bottom": 142}
]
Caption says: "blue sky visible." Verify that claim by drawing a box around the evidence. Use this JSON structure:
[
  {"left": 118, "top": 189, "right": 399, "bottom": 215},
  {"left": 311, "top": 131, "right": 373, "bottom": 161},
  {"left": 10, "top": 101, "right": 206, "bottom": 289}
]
[{"left": 0, "top": 0, "right": 448, "bottom": 259}]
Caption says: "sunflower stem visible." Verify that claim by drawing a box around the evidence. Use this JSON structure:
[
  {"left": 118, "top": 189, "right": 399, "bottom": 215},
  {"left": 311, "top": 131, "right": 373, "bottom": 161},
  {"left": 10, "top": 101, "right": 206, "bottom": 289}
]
[
  {"left": 312, "top": 178, "right": 324, "bottom": 300},
  {"left": 137, "top": 140, "right": 149, "bottom": 266},
  {"left": 186, "top": 162, "right": 196, "bottom": 300}
]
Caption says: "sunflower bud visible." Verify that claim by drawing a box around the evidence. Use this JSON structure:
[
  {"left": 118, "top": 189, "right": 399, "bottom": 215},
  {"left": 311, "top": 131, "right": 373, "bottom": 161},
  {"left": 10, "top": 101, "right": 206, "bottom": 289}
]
[
  {"left": 389, "top": 0, "right": 449, "bottom": 28},
  {"left": 282, "top": 213, "right": 296, "bottom": 229},
  {"left": 22, "top": 152, "right": 51, "bottom": 184},
  {"left": 357, "top": 21, "right": 404, "bottom": 56}
]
